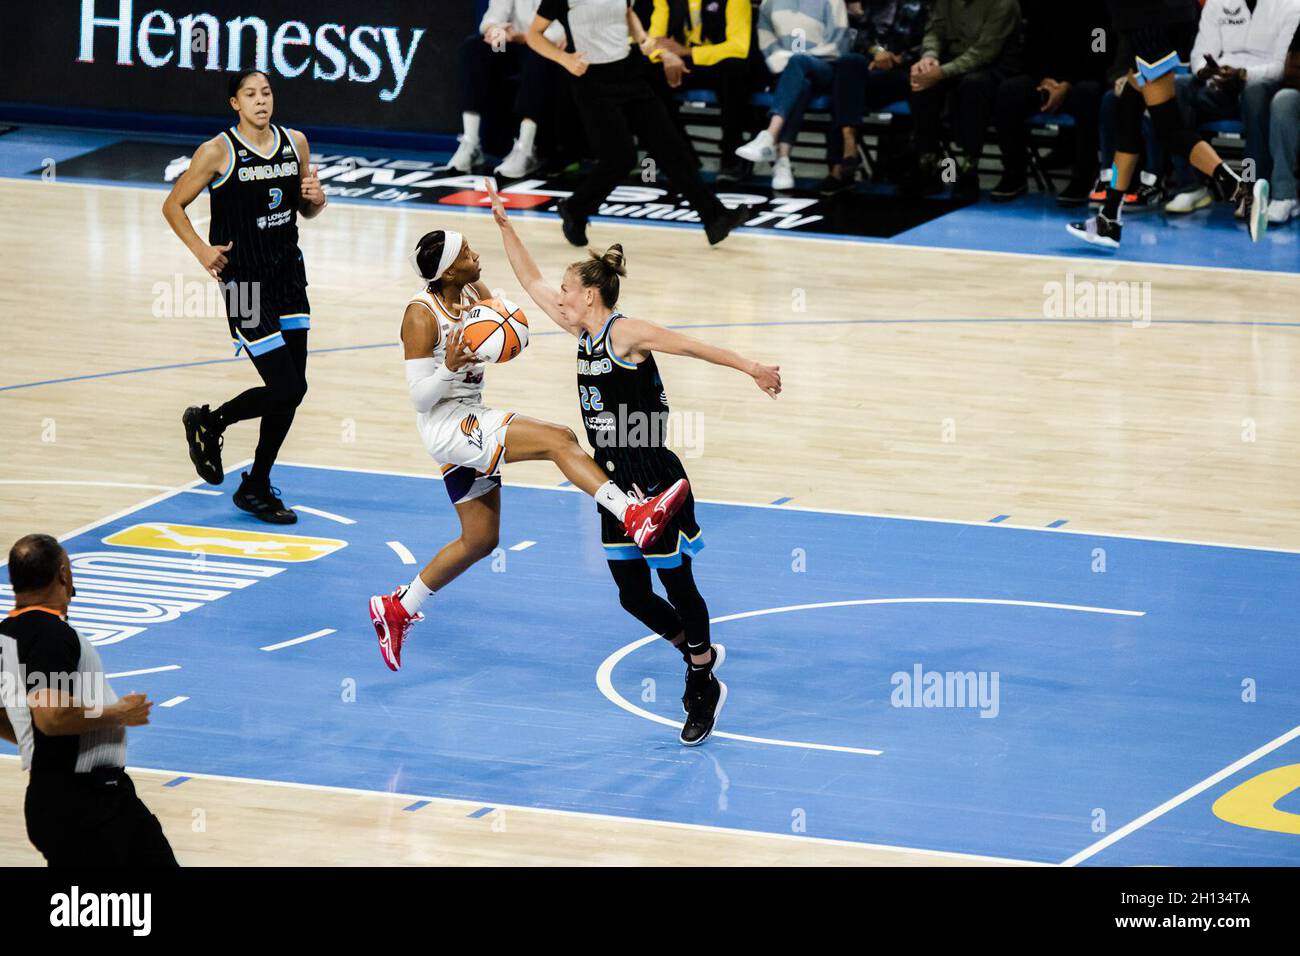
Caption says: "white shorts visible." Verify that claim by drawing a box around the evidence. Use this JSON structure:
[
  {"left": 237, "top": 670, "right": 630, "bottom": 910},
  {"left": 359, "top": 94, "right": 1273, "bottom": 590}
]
[{"left": 418, "top": 401, "right": 516, "bottom": 505}]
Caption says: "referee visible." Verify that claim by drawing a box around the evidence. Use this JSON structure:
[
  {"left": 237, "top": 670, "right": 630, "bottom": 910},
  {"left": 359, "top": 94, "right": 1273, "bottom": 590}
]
[
  {"left": 526, "top": 0, "right": 748, "bottom": 245},
  {"left": 0, "top": 534, "right": 177, "bottom": 867}
]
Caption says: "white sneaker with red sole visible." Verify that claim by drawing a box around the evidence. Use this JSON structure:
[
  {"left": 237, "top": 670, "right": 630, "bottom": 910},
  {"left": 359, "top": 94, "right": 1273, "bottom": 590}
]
[
  {"left": 623, "top": 478, "right": 690, "bottom": 549},
  {"left": 370, "top": 588, "right": 423, "bottom": 671}
]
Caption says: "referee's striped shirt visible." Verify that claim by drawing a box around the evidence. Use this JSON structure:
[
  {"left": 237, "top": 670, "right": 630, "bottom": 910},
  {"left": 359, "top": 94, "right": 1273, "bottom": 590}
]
[
  {"left": 538, "top": 0, "right": 633, "bottom": 64},
  {"left": 0, "top": 607, "right": 127, "bottom": 774}
]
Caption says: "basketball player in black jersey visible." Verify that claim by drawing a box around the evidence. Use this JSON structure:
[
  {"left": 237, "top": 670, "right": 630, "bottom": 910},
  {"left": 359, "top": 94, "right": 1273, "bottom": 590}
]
[
  {"left": 163, "top": 69, "right": 327, "bottom": 523},
  {"left": 487, "top": 180, "right": 781, "bottom": 745},
  {"left": 1068, "top": 0, "right": 1270, "bottom": 249}
]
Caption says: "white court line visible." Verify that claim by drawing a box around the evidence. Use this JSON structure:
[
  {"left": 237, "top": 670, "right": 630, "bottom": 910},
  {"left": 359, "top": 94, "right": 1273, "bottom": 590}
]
[
  {"left": 106, "top": 664, "right": 181, "bottom": 679},
  {"left": 53, "top": 458, "right": 255, "bottom": 543},
  {"left": 159, "top": 696, "right": 189, "bottom": 708},
  {"left": 6, "top": 176, "right": 1295, "bottom": 281},
  {"left": 509, "top": 540, "right": 536, "bottom": 551},
  {"left": 0, "top": 751, "right": 1046, "bottom": 865},
  {"left": 290, "top": 505, "right": 355, "bottom": 525},
  {"left": 277, "top": 459, "right": 1300, "bottom": 556},
  {"left": 386, "top": 541, "right": 417, "bottom": 564},
  {"left": 0, "top": 479, "right": 221, "bottom": 496},
  {"left": 597, "top": 598, "right": 1145, "bottom": 758},
  {"left": 261, "top": 628, "right": 335, "bottom": 652},
  {"left": 1060, "top": 723, "right": 1300, "bottom": 867}
]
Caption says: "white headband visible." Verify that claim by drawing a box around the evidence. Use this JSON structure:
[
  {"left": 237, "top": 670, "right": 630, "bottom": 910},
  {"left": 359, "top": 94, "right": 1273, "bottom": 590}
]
[{"left": 409, "top": 230, "right": 464, "bottom": 282}]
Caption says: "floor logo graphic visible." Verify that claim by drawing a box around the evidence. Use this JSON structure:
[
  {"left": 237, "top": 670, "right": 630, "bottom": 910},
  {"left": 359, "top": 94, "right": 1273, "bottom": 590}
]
[{"left": 102, "top": 523, "right": 346, "bottom": 562}]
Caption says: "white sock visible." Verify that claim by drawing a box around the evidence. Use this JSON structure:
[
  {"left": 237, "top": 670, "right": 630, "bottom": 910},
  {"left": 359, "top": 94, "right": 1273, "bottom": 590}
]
[
  {"left": 595, "top": 480, "right": 631, "bottom": 522},
  {"left": 517, "top": 118, "right": 537, "bottom": 153},
  {"left": 462, "top": 112, "right": 481, "bottom": 142},
  {"left": 400, "top": 575, "right": 434, "bottom": 615},
  {"left": 1140, "top": 171, "right": 1157, "bottom": 187}
]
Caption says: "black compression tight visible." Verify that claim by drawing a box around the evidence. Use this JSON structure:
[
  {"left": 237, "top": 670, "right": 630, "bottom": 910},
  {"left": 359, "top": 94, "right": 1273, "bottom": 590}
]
[
  {"left": 607, "top": 555, "right": 711, "bottom": 658},
  {"left": 215, "top": 329, "right": 309, "bottom": 482}
]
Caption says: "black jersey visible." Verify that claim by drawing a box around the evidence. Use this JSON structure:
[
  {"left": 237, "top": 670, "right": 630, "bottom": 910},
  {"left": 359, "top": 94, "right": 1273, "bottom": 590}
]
[
  {"left": 1105, "top": 0, "right": 1198, "bottom": 32},
  {"left": 577, "top": 312, "right": 681, "bottom": 493},
  {"left": 207, "top": 124, "right": 303, "bottom": 276}
]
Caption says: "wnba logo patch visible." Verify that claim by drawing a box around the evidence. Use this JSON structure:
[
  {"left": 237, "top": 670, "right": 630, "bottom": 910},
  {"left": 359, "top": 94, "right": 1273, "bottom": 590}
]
[
  {"left": 102, "top": 523, "right": 347, "bottom": 562},
  {"left": 460, "top": 414, "right": 484, "bottom": 450}
]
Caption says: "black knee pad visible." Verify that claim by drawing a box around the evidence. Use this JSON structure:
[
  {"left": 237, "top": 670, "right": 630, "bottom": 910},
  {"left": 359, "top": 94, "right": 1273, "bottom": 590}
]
[
  {"left": 1115, "top": 83, "right": 1146, "bottom": 155},
  {"left": 1148, "top": 99, "right": 1200, "bottom": 159}
]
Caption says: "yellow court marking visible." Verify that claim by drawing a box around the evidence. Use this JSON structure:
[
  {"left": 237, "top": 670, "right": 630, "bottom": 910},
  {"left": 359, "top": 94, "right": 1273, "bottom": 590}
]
[
  {"left": 102, "top": 522, "right": 347, "bottom": 563},
  {"left": 1212, "top": 764, "right": 1300, "bottom": 835}
]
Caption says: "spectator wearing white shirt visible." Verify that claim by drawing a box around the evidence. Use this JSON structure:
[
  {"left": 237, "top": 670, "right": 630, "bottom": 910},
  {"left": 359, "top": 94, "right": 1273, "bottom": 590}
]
[
  {"left": 1166, "top": 0, "right": 1300, "bottom": 213},
  {"left": 1266, "top": 22, "right": 1300, "bottom": 222},
  {"left": 449, "top": 0, "right": 569, "bottom": 178}
]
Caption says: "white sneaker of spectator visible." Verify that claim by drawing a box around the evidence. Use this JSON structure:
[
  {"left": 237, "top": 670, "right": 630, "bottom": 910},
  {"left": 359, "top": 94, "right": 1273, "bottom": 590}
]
[
  {"left": 1165, "top": 187, "right": 1211, "bottom": 214},
  {"left": 447, "top": 136, "right": 483, "bottom": 173},
  {"left": 771, "top": 156, "right": 794, "bottom": 191},
  {"left": 736, "top": 130, "right": 777, "bottom": 164},
  {"left": 495, "top": 139, "right": 540, "bottom": 179},
  {"left": 1267, "top": 198, "right": 1299, "bottom": 224}
]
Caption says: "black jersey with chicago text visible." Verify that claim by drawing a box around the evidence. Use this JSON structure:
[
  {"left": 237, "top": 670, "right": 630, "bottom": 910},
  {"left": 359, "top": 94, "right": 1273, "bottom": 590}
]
[
  {"left": 577, "top": 312, "right": 685, "bottom": 494},
  {"left": 207, "top": 124, "right": 303, "bottom": 276}
]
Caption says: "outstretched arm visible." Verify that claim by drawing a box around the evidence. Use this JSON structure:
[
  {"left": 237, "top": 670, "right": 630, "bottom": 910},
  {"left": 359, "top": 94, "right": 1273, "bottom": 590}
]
[
  {"left": 485, "top": 178, "right": 583, "bottom": 337},
  {"left": 611, "top": 318, "right": 782, "bottom": 399}
]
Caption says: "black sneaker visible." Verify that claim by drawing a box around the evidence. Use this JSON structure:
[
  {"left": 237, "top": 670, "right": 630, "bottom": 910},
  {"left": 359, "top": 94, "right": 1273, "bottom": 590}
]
[
  {"left": 232, "top": 472, "right": 297, "bottom": 524},
  {"left": 716, "top": 159, "right": 752, "bottom": 185},
  {"left": 705, "top": 205, "right": 749, "bottom": 245},
  {"left": 1066, "top": 213, "right": 1122, "bottom": 250},
  {"left": 953, "top": 166, "right": 981, "bottom": 202},
  {"left": 556, "top": 198, "right": 588, "bottom": 247},
  {"left": 990, "top": 174, "right": 1028, "bottom": 203},
  {"left": 681, "top": 644, "right": 726, "bottom": 714},
  {"left": 182, "top": 405, "right": 225, "bottom": 485},
  {"left": 680, "top": 673, "right": 727, "bottom": 746},
  {"left": 1056, "top": 177, "right": 1092, "bottom": 208},
  {"left": 1131, "top": 180, "right": 1165, "bottom": 210}
]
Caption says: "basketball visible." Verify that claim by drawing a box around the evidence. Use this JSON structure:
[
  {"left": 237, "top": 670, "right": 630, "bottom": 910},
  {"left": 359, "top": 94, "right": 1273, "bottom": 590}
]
[{"left": 461, "top": 297, "right": 529, "bottom": 364}]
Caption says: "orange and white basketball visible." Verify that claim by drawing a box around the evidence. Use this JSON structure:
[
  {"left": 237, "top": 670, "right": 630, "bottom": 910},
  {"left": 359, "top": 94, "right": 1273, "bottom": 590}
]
[{"left": 461, "top": 297, "right": 529, "bottom": 364}]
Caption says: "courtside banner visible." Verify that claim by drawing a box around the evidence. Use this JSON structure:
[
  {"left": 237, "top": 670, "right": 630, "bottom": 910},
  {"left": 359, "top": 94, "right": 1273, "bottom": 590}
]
[{"left": 0, "top": 1, "right": 475, "bottom": 132}]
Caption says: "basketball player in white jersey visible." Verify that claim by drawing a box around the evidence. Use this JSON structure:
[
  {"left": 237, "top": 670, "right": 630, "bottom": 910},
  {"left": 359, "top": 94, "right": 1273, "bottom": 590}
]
[{"left": 369, "top": 229, "right": 691, "bottom": 671}]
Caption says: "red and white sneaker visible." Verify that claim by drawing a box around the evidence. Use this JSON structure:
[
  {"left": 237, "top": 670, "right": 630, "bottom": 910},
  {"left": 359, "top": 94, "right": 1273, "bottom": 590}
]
[
  {"left": 622, "top": 478, "right": 690, "bottom": 549},
  {"left": 369, "top": 588, "right": 423, "bottom": 672}
]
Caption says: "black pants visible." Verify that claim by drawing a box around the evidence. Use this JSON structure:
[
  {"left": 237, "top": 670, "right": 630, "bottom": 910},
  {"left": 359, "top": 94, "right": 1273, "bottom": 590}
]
[
  {"left": 994, "top": 76, "right": 1102, "bottom": 183},
  {"left": 911, "top": 69, "right": 1002, "bottom": 161},
  {"left": 566, "top": 54, "right": 726, "bottom": 226},
  {"left": 217, "top": 328, "right": 309, "bottom": 482},
  {"left": 608, "top": 556, "right": 711, "bottom": 658},
  {"left": 26, "top": 768, "right": 178, "bottom": 867},
  {"left": 457, "top": 34, "right": 556, "bottom": 125}
]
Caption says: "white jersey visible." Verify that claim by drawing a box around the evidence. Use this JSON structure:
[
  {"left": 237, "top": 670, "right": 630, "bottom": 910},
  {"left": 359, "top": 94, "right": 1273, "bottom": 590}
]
[
  {"left": 408, "top": 285, "right": 484, "bottom": 409},
  {"left": 407, "top": 285, "right": 515, "bottom": 503}
]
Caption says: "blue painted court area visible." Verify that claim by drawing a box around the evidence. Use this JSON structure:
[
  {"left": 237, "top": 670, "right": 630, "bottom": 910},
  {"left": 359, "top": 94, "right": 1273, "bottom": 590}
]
[{"left": 3, "top": 463, "right": 1298, "bottom": 865}]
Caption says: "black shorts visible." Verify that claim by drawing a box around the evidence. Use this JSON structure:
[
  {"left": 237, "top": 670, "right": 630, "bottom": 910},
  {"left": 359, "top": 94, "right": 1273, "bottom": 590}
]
[
  {"left": 220, "top": 254, "right": 311, "bottom": 357},
  {"left": 599, "top": 449, "right": 703, "bottom": 569},
  {"left": 1124, "top": 23, "right": 1197, "bottom": 85},
  {"left": 25, "top": 767, "right": 179, "bottom": 867}
]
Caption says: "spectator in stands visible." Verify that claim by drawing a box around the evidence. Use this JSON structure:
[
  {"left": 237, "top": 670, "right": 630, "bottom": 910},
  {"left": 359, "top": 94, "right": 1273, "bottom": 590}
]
[
  {"left": 818, "top": 1, "right": 931, "bottom": 196},
  {"left": 449, "top": 0, "right": 568, "bottom": 178},
  {"left": 734, "top": 0, "right": 851, "bottom": 191},
  {"left": 903, "top": 0, "right": 1022, "bottom": 201},
  {"left": 1091, "top": 33, "right": 1168, "bottom": 212},
  {"left": 646, "top": 0, "right": 757, "bottom": 184},
  {"left": 989, "top": 0, "right": 1108, "bottom": 206},
  {"left": 1266, "top": 22, "right": 1300, "bottom": 223},
  {"left": 1165, "top": 0, "right": 1300, "bottom": 215}
]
